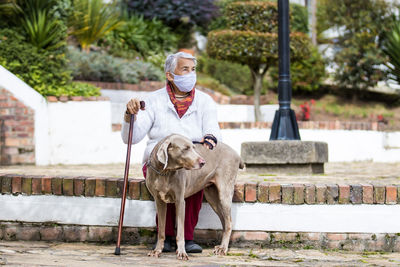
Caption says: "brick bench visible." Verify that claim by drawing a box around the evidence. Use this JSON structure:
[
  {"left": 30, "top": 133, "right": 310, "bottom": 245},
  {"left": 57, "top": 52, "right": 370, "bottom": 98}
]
[
  {"left": 1, "top": 174, "right": 398, "bottom": 205},
  {"left": 2, "top": 173, "right": 400, "bottom": 252}
]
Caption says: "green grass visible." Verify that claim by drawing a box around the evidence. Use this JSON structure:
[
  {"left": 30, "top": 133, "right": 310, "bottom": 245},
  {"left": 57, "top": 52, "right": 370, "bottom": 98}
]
[
  {"left": 263, "top": 178, "right": 276, "bottom": 182},
  {"left": 227, "top": 252, "right": 245, "bottom": 256},
  {"left": 310, "top": 95, "right": 398, "bottom": 121},
  {"left": 248, "top": 250, "right": 259, "bottom": 259}
]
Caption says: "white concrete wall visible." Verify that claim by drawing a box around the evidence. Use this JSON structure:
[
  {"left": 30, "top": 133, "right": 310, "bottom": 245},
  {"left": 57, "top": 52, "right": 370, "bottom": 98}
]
[
  {"left": 44, "top": 100, "right": 400, "bottom": 163},
  {"left": 1, "top": 194, "right": 400, "bottom": 233},
  {"left": 1, "top": 77, "right": 400, "bottom": 165},
  {"left": 222, "top": 129, "right": 400, "bottom": 163},
  {"left": 101, "top": 89, "right": 278, "bottom": 124},
  {"left": 0, "top": 66, "right": 50, "bottom": 165},
  {"left": 47, "top": 101, "right": 120, "bottom": 164}
]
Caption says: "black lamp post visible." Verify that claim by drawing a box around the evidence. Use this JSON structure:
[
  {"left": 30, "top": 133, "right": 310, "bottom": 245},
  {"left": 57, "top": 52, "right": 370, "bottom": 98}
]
[{"left": 270, "top": 0, "right": 300, "bottom": 140}]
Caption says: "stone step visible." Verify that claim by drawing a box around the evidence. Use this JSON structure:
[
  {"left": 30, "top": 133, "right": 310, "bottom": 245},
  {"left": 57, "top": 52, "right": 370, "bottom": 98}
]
[{"left": 1, "top": 222, "right": 400, "bottom": 252}]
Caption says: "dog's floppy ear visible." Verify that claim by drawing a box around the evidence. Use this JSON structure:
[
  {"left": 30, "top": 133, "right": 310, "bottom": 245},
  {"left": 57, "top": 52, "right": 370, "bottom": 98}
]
[{"left": 156, "top": 138, "right": 171, "bottom": 170}]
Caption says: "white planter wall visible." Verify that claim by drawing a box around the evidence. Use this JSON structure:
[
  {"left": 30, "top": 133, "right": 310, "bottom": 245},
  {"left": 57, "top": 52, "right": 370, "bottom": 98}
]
[
  {"left": 2, "top": 71, "right": 400, "bottom": 165},
  {"left": 0, "top": 66, "right": 50, "bottom": 165}
]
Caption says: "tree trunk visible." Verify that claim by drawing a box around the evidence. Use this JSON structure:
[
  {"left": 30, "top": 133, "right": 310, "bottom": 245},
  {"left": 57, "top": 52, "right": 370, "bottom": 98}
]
[
  {"left": 250, "top": 66, "right": 268, "bottom": 122},
  {"left": 306, "top": 0, "right": 317, "bottom": 45},
  {"left": 311, "top": 0, "right": 317, "bottom": 45}
]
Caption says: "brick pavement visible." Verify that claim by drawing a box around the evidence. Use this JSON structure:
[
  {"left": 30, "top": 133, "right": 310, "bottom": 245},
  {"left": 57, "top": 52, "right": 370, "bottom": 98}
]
[{"left": 1, "top": 241, "right": 400, "bottom": 266}]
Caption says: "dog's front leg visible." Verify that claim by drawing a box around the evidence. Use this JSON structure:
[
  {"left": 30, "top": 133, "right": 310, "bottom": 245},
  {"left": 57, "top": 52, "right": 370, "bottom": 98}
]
[
  {"left": 175, "top": 199, "right": 188, "bottom": 260},
  {"left": 148, "top": 197, "right": 167, "bottom": 258}
]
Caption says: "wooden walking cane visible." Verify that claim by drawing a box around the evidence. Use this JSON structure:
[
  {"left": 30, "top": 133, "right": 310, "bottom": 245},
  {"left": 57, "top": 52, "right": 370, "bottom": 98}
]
[{"left": 115, "top": 101, "right": 145, "bottom": 255}]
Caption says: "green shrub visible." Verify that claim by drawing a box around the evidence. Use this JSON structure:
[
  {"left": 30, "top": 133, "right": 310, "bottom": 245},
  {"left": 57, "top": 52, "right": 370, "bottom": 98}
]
[
  {"left": 58, "top": 81, "right": 100, "bottom": 96},
  {"left": 269, "top": 46, "right": 326, "bottom": 92},
  {"left": 68, "top": 0, "right": 123, "bottom": 52},
  {"left": 383, "top": 15, "right": 400, "bottom": 84},
  {"left": 0, "top": 0, "right": 68, "bottom": 51},
  {"left": 0, "top": 28, "right": 68, "bottom": 92},
  {"left": 197, "top": 55, "right": 252, "bottom": 94},
  {"left": 99, "top": 15, "right": 178, "bottom": 59},
  {"left": 197, "top": 73, "right": 232, "bottom": 96},
  {"left": 0, "top": 28, "right": 100, "bottom": 97},
  {"left": 67, "top": 47, "right": 164, "bottom": 83}
]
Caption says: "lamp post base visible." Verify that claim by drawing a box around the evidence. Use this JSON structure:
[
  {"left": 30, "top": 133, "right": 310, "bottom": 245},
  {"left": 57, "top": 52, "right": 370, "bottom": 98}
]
[{"left": 270, "top": 109, "right": 300, "bottom": 140}]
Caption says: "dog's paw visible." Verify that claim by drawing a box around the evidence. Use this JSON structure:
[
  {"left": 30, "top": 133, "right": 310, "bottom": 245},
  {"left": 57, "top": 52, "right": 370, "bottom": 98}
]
[
  {"left": 213, "top": 245, "right": 227, "bottom": 256},
  {"left": 176, "top": 249, "right": 189, "bottom": 260},
  {"left": 148, "top": 249, "right": 162, "bottom": 258}
]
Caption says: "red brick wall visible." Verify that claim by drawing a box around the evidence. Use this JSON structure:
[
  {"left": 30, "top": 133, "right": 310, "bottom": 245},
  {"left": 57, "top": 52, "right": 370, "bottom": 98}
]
[{"left": 0, "top": 88, "right": 35, "bottom": 165}]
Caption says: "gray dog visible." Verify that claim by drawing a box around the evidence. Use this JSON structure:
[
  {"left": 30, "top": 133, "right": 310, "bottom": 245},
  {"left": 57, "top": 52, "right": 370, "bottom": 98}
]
[{"left": 145, "top": 134, "right": 244, "bottom": 260}]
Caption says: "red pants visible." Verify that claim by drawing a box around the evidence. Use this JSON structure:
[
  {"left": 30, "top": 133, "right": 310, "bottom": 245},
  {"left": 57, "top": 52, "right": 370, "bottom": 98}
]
[{"left": 142, "top": 164, "right": 203, "bottom": 240}]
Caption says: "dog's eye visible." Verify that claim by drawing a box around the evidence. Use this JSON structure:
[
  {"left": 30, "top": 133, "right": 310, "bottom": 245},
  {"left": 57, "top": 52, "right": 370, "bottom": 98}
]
[{"left": 184, "top": 146, "right": 190, "bottom": 151}]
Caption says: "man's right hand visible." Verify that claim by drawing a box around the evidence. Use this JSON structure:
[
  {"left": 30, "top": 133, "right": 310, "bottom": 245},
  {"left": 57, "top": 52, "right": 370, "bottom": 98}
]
[
  {"left": 126, "top": 98, "right": 142, "bottom": 115},
  {"left": 124, "top": 98, "right": 143, "bottom": 122}
]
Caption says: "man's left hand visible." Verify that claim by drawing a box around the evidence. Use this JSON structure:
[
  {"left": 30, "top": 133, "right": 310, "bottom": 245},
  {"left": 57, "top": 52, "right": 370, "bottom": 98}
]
[{"left": 201, "top": 134, "right": 217, "bottom": 150}]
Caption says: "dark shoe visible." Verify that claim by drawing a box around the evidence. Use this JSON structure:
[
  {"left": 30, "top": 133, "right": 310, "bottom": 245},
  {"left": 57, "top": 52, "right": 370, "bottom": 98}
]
[
  {"left": 185, "top": 240, "right": 202, "bottom": 253},
  {"left": 152, "top": 236, "right": 173, "bottom": 252}
]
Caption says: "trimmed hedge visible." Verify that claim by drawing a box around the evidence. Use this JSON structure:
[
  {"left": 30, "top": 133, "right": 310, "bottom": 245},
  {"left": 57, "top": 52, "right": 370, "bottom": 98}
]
[
  {"left": 226, "top": 1, "right": 278, "bottom": 33},
  {"left": 207, "top": 30, "right": 310, "bottom": 66}
]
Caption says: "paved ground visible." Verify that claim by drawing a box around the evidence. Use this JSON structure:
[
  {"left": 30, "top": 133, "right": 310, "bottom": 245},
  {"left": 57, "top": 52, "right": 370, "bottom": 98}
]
[
  {"left": 2, "top": 162, "right": 400, "bottom": 185},
  {"left": 1, "top": 241, "right": 400, "bottom": 267}
]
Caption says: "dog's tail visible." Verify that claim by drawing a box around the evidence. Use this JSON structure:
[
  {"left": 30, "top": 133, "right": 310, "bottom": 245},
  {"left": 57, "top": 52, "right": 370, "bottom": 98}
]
[{"left": 239, "top": 158, "right": 245, "bottom": 169}]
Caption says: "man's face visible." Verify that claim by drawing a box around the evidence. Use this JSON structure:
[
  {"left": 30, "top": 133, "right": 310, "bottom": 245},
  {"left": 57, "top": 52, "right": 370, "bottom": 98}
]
[{"left": 166, "top": 57, "right": 196, "bottom": 82}]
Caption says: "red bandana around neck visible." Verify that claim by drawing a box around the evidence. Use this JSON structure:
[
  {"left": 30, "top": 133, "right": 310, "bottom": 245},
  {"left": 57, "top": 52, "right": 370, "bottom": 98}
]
[{"left": 166, "top": 82, "right": 195, "bottom": 118}]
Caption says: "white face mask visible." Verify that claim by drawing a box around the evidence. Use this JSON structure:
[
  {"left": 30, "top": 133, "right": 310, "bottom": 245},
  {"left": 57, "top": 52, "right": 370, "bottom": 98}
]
[{"left": 171, "top": 72, "right": 196, "bottom": 93}]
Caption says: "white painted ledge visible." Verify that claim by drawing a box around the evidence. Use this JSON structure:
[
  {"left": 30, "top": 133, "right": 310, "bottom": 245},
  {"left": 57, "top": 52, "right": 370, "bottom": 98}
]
[
  {"left": 1, "top": 195, "right": 400, "bottom": 233},
  {"left": 0, "top": 65, "right": 50, "bottom": 165}
]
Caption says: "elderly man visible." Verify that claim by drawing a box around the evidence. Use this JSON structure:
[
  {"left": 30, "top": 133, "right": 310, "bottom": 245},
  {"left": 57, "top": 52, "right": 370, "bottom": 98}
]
[{"left": 122, "top": 52, "right": 221, "bottom": 253}]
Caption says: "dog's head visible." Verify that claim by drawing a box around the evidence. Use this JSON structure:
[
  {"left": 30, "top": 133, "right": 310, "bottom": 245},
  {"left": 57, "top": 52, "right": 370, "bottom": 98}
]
[{"left": 156, "top": 134, "right": 206, "bottom": 170}]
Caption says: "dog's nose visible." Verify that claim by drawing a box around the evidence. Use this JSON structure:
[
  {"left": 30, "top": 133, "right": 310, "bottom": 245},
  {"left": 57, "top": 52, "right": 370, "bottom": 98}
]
[{"left": 199, "top": 158, "right": 206, "bottom": 168}]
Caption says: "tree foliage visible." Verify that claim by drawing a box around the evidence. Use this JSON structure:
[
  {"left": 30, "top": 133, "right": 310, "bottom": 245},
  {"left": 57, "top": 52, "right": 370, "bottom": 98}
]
[
  {"left": 317, "top": 0, "right": 395, "bottom": 91},
  {"left": 383, "top": 15, "right": 400, "bottom": 85},
  {"left": 207, "top": 1, "right": 311, "bottom": 121},
  {"left": 208, "top": 30, "right": 309, "bottom": 66},
  {"left": 123, "top": 0, "right": 218, "bottom": 29},
  {"left": 208, "top": 0, "right": 308, "bottom": 34},
  {"left": 122, "top": 0, "right": 218, "bottom": 47},
  {"left": 269, "top": 46, "right": 326, "bottom": 92}
]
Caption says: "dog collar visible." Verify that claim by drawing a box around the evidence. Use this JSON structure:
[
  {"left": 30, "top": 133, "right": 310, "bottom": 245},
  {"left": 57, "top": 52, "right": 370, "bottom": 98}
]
[{"left": 146, "top": 160, "right": 171, "bottom": 176}]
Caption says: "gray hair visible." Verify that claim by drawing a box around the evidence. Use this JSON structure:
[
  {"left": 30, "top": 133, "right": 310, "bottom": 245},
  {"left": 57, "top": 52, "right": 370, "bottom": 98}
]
[{"left": 164, "top": 52, "right": 197, "bottom": 73}]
